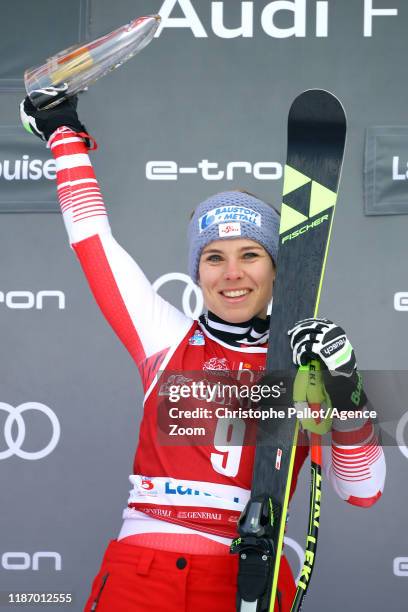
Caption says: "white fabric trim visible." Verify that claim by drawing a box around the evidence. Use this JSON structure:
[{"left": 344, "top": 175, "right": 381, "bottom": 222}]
[
  {"left": 58, "top": 178, "right": 98, "bottom": 190},
  {"left": 199, "top": 322, "right": 267, "bottom": 353},
  {"left": 50, "top": 136, "right": 84, "bottom": 149},
  {"left": 56, "top": 153, "right": 92, "bottom": 170},
  {"left": 119, "top": 511, "right": 232, "bottom": 546}
]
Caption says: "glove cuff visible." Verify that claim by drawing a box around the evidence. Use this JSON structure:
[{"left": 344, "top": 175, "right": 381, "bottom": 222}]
[
  {"left": 323, "top": 369, "right": 367, "bottom": 411},
  {"left": 47, "top": 126, "right": 98, "bottom": 151}
]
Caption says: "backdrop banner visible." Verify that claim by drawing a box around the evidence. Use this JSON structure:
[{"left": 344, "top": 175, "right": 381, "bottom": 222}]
[
  {"left": 1, "top": 1, "right": 408, "bottom": 611},
  {"left": 365, "top": 126, "right": 408, "bottom": 215},
  {"left": 0, "top": 126, "right": 57, "bottom": 212}
]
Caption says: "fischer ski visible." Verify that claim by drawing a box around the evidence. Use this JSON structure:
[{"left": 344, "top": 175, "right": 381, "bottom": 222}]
[{"left": 231, "top": 89, "right": 347, "bottom": 611}]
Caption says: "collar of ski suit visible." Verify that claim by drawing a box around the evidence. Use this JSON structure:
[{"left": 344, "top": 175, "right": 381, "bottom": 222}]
[{"left": 198, "top": 311, "right": 270, "bottom": 346}]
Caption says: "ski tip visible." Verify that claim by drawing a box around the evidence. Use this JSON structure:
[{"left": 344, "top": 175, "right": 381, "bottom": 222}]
[{"left": 289, "top": 89, "right": 347, "bottom": 127}]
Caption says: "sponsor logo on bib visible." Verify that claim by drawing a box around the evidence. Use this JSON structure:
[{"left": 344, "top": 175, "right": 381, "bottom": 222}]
[{"left": 189, "top": 330, "right": 205, "bottom": 345}]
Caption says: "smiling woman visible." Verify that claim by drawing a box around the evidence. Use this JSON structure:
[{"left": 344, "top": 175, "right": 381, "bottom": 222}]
[
  {"left": 198, "top": 239, "right": 275, "bottom": 322},
  {"left": 189, "top": 190, "right": 279, "bottom": 327},
  {"left": 19, "top": 95, "right": 386, "bottom": 612}
]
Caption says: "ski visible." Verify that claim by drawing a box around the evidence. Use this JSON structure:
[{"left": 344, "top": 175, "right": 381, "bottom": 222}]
[{"left": 231, "top": 89, "right": 347, "bottom": 611}]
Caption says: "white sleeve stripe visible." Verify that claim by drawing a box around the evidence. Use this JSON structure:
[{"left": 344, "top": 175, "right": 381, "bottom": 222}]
[
  {"left": 332, "top": 451, "right": 382, "bottom": 467},
  {"left": 60, "top": 188, "right": 101, "bottom": 199},
  {"left": 59, "top": 189, "right": 101, "bottom": 204},
  {"left": 61, "top": 198, "right": 102, "bottom": 212},
  {"left": 71, "top": 190, "right": 102, "bottom": 200},
  {"left": 60, "top": 199, "right": 105, "bottom": 213},
  {"left": 332, "top": 469, "right": 371, "bottom": 479},
  {"left": 58, "top": 178, "right": 98, "bottom": 190},
  {"left": 56, "top": 154, "right": 92, "bottom": 171},
  {"left": 73, "top": 206, "right": 107, "bottom": 218},
  {"left": 60, "top": 192, "right": 103, "bottom": 204},
  {"left": 333, "top": 474, "right": 370, "bottom": 482},
  {"left": 332, "top": 447, "right": 381, "bottom": 462},
  {"left": 50, "top": 136, "right": 84, "bottom": 149},
  {"left": 60, "top": 196, "right": 103, "bottom": 209},
  {"left": 72, "top": 196, "right": 104, "bottom": 208},
  {"left": 332, "top": 464, "right": 371, "bottom": 475},
  {"left": 73, "top": 213, "right": 108, "bottom": 223}
]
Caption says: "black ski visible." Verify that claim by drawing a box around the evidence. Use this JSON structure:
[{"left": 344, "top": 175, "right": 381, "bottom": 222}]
[{"left": 231, "top": 89, "right": 347, "bottom": 611}]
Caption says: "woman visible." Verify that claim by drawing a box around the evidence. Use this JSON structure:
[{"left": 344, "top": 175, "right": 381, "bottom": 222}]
[{"left": 21, "top": 96, "right": 386, "bottom": 612}]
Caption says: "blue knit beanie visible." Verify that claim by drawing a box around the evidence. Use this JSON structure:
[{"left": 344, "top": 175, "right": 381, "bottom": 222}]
[{"left": 188, "top": 191, "right": 279, "bottom": 282}]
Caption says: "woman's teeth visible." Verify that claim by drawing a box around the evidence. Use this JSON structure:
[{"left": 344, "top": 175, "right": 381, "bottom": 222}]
[{"left": 222, "top": 290, "right": 250, "bottom": 298}]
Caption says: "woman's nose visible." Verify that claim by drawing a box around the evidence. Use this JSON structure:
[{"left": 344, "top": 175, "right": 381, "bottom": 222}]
[{"left": 223, "top": 260, "right": 243, "bottom": 280}]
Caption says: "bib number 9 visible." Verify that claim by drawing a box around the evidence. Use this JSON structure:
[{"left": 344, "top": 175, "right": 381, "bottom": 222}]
[{"left": 210, "top": 417, "right": 245, "bottom": 477}]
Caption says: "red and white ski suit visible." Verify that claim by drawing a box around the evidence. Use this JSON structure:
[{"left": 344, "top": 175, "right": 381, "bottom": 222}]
[{"left": 48, "top": 128, "right": 386, "bottom": 612}]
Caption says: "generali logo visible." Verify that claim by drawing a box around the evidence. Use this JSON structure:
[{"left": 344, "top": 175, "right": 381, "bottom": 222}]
[{"left": 156, "top": 0, "right": 399, "bottom": 39}]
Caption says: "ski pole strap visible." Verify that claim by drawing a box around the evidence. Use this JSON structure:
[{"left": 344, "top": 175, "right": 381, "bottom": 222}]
[{"left": 231, "top": 495, "right": 280, "bottom": 611}]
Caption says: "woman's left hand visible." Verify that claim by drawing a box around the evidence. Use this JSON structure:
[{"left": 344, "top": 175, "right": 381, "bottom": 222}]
[
  {"left": 288, "top": 317, "right": 356, "bottom": 377},
  {"left": 288, "top": 318, "right": 368, "bottom": 411}
]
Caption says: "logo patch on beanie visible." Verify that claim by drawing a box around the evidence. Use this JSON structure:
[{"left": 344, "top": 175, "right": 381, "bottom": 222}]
[
  {"left": 198, "top": 206, "right": 261, "bottom": 233},
  {"left": 219, "top": 222, "right": 241, "bottom": 237}
]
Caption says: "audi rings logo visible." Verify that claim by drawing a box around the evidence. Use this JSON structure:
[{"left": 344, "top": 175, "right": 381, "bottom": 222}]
[
  {"left": 396, "top": 411, "right": 408, "bottom": 460},
  {"left": 0, "top": 402, "right": 60, "bottom": 460},
  {"left": 152, "top": 273, "right": 203, "bottom": 319}
]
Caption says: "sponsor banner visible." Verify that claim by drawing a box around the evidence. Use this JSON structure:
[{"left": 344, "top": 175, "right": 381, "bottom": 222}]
[
  {"left": 145, "top": 159, "right": 282, "bottom": 181},
  {"left": 155, "top": 0, "right": 399, "bottom": 40},
  {"left": 1, "top": 551, "right": 62, "bottom": 571},
  {"left": 0, "top": 290, "right": 65, "bottom": 310},
  {"left": 393, "top": 557, "right": 408, "bottom": 577},
  {"left": 0, "top": 127, "right": 59, "bottom": 212},
  {"left": 394, "top": 292, "right": 408, "bottom": 311},
  {"left": 364, "top": 126, "right": 408, "bottom": 215},
  {"left": 0, "top": 402, "right": 61, "bottom": 461}
]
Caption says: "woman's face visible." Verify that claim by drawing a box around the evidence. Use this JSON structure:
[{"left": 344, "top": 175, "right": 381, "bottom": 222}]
[{"left": 198, "top": 239, "right": 275, "bottom": 323}]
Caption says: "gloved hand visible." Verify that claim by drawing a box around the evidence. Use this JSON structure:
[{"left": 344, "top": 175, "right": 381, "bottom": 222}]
[
  {"left": 288, "top": 317, "right": 367, "bottom": 411},
  {"left": 288, "top": 317, "right": 356, "bottom": 376},
  {"left": 20, "top": 93, "right": 88, "bottom": 143}
]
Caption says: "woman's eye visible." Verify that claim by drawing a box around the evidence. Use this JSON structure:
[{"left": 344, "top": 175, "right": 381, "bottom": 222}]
[
  {"left": 206, "top": 254, "right": 222, "bottom": 262},
  {"left": 243, "top": 252, "right": 258, "bottom": 259}
]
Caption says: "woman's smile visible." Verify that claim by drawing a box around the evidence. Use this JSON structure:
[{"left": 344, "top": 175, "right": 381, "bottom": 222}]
[{"left": 198, "top": 238, "right": 275, "bottom": 323}]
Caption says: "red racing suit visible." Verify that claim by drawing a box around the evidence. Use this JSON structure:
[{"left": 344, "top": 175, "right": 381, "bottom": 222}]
[{"left": 48, "top": 127, "right": 386, "bottom": 610}]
